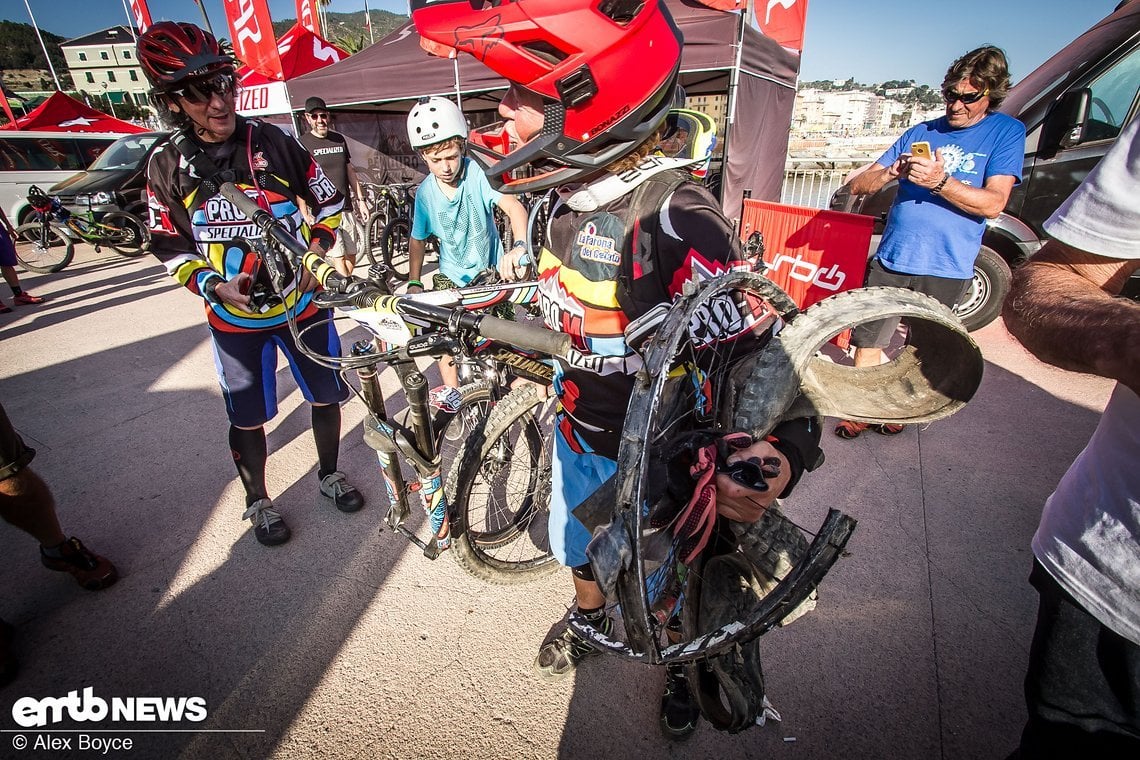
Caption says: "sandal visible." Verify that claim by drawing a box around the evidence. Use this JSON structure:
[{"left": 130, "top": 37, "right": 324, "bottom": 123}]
[
  {"left": 834, "top": 420, "right": 870, "bottom": 439},
  {"left": 872, "top": 423, "right": 904, "bottom": 436}
]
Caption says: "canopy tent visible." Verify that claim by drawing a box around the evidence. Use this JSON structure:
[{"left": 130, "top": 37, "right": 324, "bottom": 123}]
[
  {"left": 236, "top": 23, "right": 349, "bottom": 119},
  {"left": 0, "top": 91, "right": 146, "bottom": 133},
  {"left": 287, "top": 0, "right": 801, "bottom": 220}
]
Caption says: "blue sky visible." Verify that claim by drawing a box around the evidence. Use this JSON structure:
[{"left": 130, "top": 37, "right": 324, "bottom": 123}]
[{"left": 0, "top": 0, "right": 1124, "bottom": 87}]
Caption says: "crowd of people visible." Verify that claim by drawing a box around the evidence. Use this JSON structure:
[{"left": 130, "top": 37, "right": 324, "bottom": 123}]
[{"left": 1, "top": 0, "right": 1135, "bottom": 753}]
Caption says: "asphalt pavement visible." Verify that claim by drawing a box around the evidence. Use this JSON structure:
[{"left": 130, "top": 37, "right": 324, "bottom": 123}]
[{"left": 0, "top": 243, "right": 1115, "bottom": 760}]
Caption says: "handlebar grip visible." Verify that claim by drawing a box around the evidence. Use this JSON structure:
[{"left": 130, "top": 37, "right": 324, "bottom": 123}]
[{"left": 474, "top": 315, "right": 571, "bottom": 358}]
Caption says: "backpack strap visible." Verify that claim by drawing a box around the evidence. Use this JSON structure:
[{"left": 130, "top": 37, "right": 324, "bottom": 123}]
[{"left": 615, "top": 168, "right": 691, "bottom": 321}]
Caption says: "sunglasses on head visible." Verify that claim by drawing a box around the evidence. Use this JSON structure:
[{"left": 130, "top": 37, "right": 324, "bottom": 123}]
[
  {"left": 170, "top": 71, "right": 236, "bottom": 104},
  {"left": 943, "top": 88, "right": 988, "bottom": 105}
]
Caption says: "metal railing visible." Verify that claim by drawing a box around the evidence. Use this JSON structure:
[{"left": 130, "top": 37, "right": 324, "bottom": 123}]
[{"left": 780, "top": 157, "right": 870, "bottom": 209}]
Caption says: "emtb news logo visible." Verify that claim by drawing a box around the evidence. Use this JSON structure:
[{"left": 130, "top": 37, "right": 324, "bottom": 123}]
[{"left": 11, "top": 687, "right": 207, "bottom": 728}]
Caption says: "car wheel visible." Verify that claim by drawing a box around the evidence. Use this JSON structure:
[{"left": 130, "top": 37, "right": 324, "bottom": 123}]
[{"left": 956, "top": 244, "right": 1011, "bottom": 332}]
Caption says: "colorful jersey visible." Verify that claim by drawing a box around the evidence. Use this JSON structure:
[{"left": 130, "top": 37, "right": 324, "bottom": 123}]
[
  {"left": 537, "top": 167, "right": 743, "bottom": 459},
  {"left": 145, "top": 117, "right": 344, "bottom": 332},
  {"left": 875, "top": 112, "right": 1025, "bottom": 279},
  {"left": 411, "top": 156, "right": 504, "bottom": 285},
  {"left": 299, "top": 130, "right": 352, "bottom": 197}
]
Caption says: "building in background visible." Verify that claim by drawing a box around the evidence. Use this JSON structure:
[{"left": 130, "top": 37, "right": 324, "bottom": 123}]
[{"left": 60, "top": 26, "right": 149, "bottom": 109}]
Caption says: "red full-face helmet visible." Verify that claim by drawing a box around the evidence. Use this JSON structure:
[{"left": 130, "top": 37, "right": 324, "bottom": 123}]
[
  {"left": 137, "top": 21, "right": 235, "bottom": 92},
  {"left": 412, "top": 0, "right": 682, "bottom": 192}
]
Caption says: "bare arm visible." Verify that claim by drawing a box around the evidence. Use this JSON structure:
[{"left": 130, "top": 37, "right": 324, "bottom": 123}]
[
  {"left": 347, "top": 163, "right": 367, "bottom": 217},
  {"left": 846, "top": 161, "right": 900, "bottom": 197},
  {"left": 1002, "top": 240, "right": 1140, "bottom": 395},
  {"left": 496, "top": 193, "right": 531, "bottom": 279},
  {"left": 905, "top": 150, "right": 1015, "bottom": 218},
  {"left": 407, "top": 236, "right": 427, "bottom": 290}
]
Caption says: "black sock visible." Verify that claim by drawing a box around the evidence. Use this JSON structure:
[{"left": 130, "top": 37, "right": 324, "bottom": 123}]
[
  {"left": 578, "top": 605, "right": 607, "bottom": 626},
  {"left": 11, "top": 286, "right": 23, "bottom": 297},
  {"left": 311, "top": 404, "right": 341, "bottom": 480},
  {"left": 229, "top": 426, "right": 268, "bottom": 505}
]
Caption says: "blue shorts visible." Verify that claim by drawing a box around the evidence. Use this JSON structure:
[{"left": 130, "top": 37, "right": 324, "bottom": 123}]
[
  {"left": 0, "top": 226, "right": 17, "bottom": 267},
  {"left": 550, "top": 417, "right": 618, "bottom": 567},
  {"left": 210, "top": 311, "right": 350, "bottom": 428}
]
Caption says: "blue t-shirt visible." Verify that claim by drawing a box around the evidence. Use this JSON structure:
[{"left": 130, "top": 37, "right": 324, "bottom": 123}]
[
  {"left": 874, "top": 112, "right": 1025, "bottom": 279},
  {"left": 411, "top": 156, "right": 504, "bottom": 285}
]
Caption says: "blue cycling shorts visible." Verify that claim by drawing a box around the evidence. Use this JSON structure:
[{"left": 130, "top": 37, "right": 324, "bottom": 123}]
[
  {"left": 210, "top": 310, "right": 349, "bottom": 428},
  {"left": 550, "top": 417, "right": 618, "bottom": 567},
  {"left": 0, "top": 226, "right": 18, "bottom": 268}
]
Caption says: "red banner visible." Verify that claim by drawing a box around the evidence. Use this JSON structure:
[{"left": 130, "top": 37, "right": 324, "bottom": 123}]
[
  {"left": 755, "top": 0, "right": 809, "bottom": 52},
  {"left": 223, "top": 0, "right": 284, "bottom": 82},
  {"left": 127, "top": 0, "right": 153, "bottom": 33},
  {"left": 295, "top": 0, "right": 320, "bottom": 36},
  {"left": 0, "top": 88, "right": 17, "bottom": 129}
]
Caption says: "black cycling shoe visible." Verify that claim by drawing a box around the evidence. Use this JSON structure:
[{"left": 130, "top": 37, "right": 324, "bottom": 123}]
[
  {"left": 660, "top": 664, "right": 700, "bottom": 740},
  {"left": 242, "top": 499, "right": 291, "bottom": 546},
  {"left": 533, "top": 615, "right": 612, "bottom": 681}
]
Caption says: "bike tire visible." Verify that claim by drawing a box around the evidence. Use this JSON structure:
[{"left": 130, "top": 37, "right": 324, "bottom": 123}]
[
  {"left": 363, "top": 209, "right": 389, "bottom": 269},
  {"left": 103, "top": 212, "right": 149, "bottom": 256},
  {"left": 13, "top": 222, "right": 74, "bottom": 273},
  {"left": 381, "top": 217, "right": 411, "bottom": 283},
  {"left": 446, "top": 382, "right": 558, "bottom": 584}
]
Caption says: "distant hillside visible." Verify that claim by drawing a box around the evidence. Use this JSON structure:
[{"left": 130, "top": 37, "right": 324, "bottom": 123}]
[
  {"left": 0, "top": 20, "right": 74, "bottom": 89},
  {"left": 271, "top": 10, "right": 408, "bottom": 53}
]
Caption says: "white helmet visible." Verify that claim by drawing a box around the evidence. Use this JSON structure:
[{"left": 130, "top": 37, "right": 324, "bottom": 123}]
[{"left": 406, "top": 96, "right": 468, "bottom": 149}]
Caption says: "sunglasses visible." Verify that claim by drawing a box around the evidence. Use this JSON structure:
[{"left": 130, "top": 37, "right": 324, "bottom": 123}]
[
  {"left": 308, "top": 112, "right": 330, "bottom": 121},
  {"left": 171, "top": 72, "right": 236, "bottom": 105},
  {"left": 713, "top": 432, "right": 781, "bottom": 493},
  {"left": 943, "top": 88, "right": 989, "bottom": 105}
]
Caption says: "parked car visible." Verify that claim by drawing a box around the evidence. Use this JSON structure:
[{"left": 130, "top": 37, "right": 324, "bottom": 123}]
[
  {"left": 831, "top": 0, "right": 1140, "bottom": 330},
  {"left": 47, "top": 131, "right": 167, "bottom": 221},
  {"left": 1, "top": 131, "right": 122, "bottom": 225}
]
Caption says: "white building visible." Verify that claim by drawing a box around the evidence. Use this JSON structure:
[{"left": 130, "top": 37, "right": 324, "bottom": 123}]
[{"left": 60, "top": 26, "right": 149, "bottom": 108}]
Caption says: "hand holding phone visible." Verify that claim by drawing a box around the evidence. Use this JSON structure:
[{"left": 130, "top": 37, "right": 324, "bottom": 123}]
[{"left": 910, "top": 141, "right": 932, "bottom": 160}]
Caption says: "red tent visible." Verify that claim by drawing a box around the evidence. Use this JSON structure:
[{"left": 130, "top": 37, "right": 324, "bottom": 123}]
[
  {"left": 0, "top": 91, "right": 146, "bottom": 133},
  {"left": 236, "top": 23, "right": 348, "bottom": 117}
]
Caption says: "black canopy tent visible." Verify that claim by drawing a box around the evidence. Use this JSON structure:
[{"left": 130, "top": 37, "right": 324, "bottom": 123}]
[{"left": 288, "top": 0, "right": 801, "bottom": 220}]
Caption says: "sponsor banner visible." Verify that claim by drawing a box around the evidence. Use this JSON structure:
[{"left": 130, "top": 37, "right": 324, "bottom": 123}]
[
  {"left": 128, "top": 0, "right": 154, "bottom": 32},
  {"left": 296, "top": 0, "right": 320, "bottom": 35},
  {"left": 754, "top": 0, "right": 809, "bottom": 52},
  {"left": 740, "top": 198, "right": 872, "bottom": 347},
  {"left": 223, "top": 0, "right": 284, "bottom": 81},
  {"left": 235, "top": 80, "right": 290, "bottom": 116}
]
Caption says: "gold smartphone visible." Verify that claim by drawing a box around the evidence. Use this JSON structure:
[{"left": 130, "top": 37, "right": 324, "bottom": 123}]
[{"left": 910, "top": 141, "right": 932, "bottom": 159}]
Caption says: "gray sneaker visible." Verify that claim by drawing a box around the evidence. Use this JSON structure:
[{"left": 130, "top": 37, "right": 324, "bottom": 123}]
[
  {"left": 320, "top": 471, "right": 365, "bottom": 513},
  {"left": 533, "top": 616, "right": 612, "bottom": 681},
  {"left": 242, "top": 499, "right": 291, "bottom": 546}
]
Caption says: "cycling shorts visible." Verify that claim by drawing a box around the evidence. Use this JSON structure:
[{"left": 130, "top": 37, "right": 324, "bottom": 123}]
[
  {"left": 0, "top": 226, "right": 17, "bottom": 268},
  {"left": 210, "top": 310, "right": 350, "bottom": 428},
  {"left": 852, "top": 258, "right": 971, "bottom": 348},
  {"left": 549, "top": 416, "right": 618, "bottom": 567},
  {"left": 0, "top": 402, "right": 36, "bottom": 481}
]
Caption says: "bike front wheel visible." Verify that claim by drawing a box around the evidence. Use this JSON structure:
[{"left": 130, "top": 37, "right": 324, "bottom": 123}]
[
  {"left": 380, "top": 217, "right": 411, "bottom": 283},
  {"left": 446, "top": 382, "right": 558, "bottom": 584},
  {"left": 13, "top": 222, "right": 74, "bottom": 273},
  {"left": 103, "top": 212, "right": 149, "bottom": 256}
]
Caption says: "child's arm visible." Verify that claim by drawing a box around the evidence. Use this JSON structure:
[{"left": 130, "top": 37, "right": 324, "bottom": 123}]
[
  {"left": 496, "top": 193, "right": 531, "bottom": 280},
  {"left": 408, "top": 237, "right": 428, "bottom": 292}
]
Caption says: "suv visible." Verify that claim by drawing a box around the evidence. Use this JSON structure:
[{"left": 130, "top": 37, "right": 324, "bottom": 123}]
[
  {"left": 831, "top": 1, "right": 1140, "bottom": 330},
  {"left": 47, "top": 131, "right": 167, "bottom": 222}
]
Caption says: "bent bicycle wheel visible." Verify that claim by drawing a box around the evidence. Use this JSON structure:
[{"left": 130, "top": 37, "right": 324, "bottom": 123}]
[
  {"left": 446, "top": 382, "right": 558, "bottom": 584},
  {"left": 103, "top": 212, "right": 149, "bottom": 256},
  {"left": 14, "top": 222, "right": 74, "bottom": 273}
]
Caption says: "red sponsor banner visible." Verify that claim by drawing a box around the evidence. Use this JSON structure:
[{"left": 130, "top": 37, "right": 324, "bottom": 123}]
[
  {"left": 740, "top": 199, "right": 872, "bottom": 347},
  {"left": 0, "top": 87, "right": 17, "bottom": 127},
  {"left": 295, "top": 0, "right": 320, "bottom": 36},
  {"left": 128, "top": 0, "right": 154, "bottom": 33},
  {"left": 755, "top": 0, "right": 809, "bottom": 52},
  {"left": 223, "top": 0, "right": 284, "bottom": 81}
]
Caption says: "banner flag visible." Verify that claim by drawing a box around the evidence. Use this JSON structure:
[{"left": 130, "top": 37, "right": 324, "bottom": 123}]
[
  {"left": 223, "top": 0, "right": 284, "bottom": 81},
  {"left": 0, "top": 86, "right": 17, "bottom": 128},
  {"left": 128, "top": 0, "right": 154, "bottom": 32},
  {"left": 296, "top": 0, "right": 320, "bottom": 36},
  {"left": 755, "top": 0, "right": 809, "bottom": 52}
]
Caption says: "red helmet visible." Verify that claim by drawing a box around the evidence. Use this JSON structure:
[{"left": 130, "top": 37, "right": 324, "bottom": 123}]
[
  {"left": 137, "top": 21, "right": 234, "bottom": 92},
  {"left": 412, "top": 0, "right": 682, "bottom": 192}
]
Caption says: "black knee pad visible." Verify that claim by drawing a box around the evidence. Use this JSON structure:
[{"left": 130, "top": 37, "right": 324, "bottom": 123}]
[{"left": 571, "top": 563, "right": 595, "bottom": 582}]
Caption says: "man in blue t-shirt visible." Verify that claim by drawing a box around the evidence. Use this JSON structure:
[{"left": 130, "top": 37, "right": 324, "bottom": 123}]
[{"left": 835, "top": 46, "right": 1026, "bottom": 440}]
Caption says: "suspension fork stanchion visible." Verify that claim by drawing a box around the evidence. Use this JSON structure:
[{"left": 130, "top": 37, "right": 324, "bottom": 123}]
[{"left": 399, "top": 363, "right": 451, "bottom": 559}]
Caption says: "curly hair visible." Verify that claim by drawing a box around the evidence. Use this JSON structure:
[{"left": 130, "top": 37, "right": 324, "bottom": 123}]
[{"left": 942, "top": 46, "right": 1012, "bottom": 110}]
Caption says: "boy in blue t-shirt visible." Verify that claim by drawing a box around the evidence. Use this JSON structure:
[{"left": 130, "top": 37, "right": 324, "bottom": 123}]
[{"left": 405, "top": 97, "right": 530, "bottom": 390}]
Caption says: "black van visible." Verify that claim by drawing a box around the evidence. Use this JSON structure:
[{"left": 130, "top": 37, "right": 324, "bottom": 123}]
[
  {"left": 48, "top": 131, "right": 167, "bottom": 222},
  {"left": 831, "top": 0, "right": 1140, "bottom": 330}
]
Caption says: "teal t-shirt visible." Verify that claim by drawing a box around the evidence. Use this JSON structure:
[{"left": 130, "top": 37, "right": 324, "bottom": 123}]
[{"left": 411, "top": 156, "right": 504, "bottom": 285}]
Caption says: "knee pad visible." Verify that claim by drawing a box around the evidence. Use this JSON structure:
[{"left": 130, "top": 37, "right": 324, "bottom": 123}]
[{"left": 571, "top": 563, "right": 595, "bottom": 582}]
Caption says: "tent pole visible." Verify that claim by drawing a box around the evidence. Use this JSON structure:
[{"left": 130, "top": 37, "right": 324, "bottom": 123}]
[
  {"left": 722, "top": 1, "right": 750, "bottom": 222},
  {"left": 453, "top": 57, "right": 462, "bottom": 110},
  {"left": 22, "top": 0, "right": 62, "bottom": 91}
]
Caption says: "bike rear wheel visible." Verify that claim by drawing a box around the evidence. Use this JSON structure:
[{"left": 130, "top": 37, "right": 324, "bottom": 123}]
[
  {"left": 103, "top": 212, "right": 149, "bottom": 256},
  {"left": 381, "top": 217, "right": 412, "bottom": 283},
  {"left": 446, "top": 382, "right": 558, "bottom": 584},
  {"left": 13, "top": 222, "right": 74, "bottom": 273}
]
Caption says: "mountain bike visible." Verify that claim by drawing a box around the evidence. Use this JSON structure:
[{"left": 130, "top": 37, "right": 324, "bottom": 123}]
[
  {"left": 362, "top": 182, "right": 436, "bottom": 287},
  {"left": 14, "top": 186, "right": 149, "bottom": 273}
]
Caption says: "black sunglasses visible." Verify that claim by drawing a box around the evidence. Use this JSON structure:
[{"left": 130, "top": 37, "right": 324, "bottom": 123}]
[
  {"left": 943, "top": 88, "right": 988, "bottom": 105},
  {"left": 171, "top": 72, "right": 237, "bottom": 104},
  {"left": 719, "top": 456, "right": 782, "bottom": 492}
]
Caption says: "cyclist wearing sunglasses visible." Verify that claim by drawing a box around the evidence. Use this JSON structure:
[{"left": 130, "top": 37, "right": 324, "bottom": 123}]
[
  {"left": 834, "top": 46, "right": 1026, "bottom": 441},
  {"left": 137, "top": 22, "right": 365, "bottom": 547}
]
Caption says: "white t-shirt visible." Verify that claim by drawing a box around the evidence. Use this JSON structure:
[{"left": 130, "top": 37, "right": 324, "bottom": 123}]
[{"left": 1033, "top": 116, "right": 1140, "bottom": 645}]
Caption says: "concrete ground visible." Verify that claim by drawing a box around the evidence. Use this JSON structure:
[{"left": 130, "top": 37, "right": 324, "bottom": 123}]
[{"left": 0, "top": 244, "right": 1114, "bottom": 759}]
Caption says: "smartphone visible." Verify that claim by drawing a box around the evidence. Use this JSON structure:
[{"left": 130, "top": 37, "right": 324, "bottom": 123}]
[{"left": 910, "top": 141, "right": 932, "bottom": 160}]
